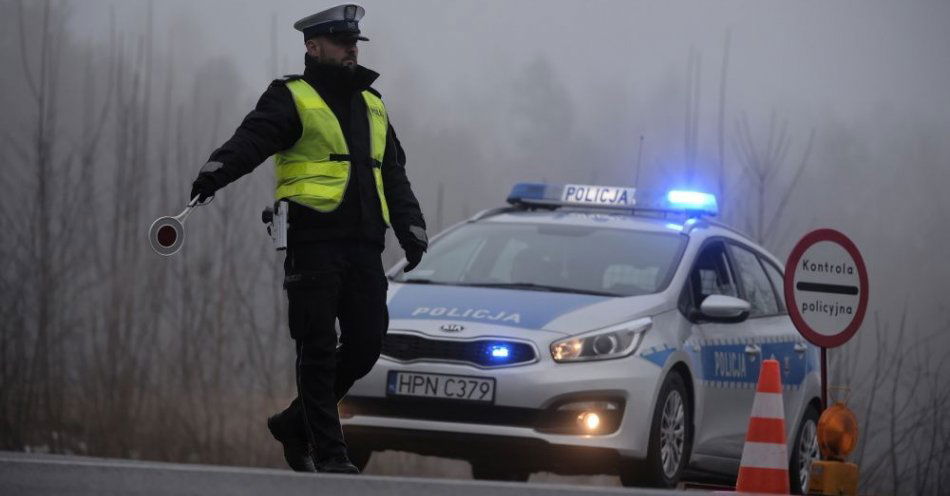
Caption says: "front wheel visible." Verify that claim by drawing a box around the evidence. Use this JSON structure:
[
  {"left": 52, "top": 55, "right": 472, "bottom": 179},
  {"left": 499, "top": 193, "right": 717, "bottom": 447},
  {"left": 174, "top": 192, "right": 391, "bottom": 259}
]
[
  {"left": 789, "top": 405, "right": 820, "bottom": 494},
  {"left": 620, "top": 372, "right": 692, "bottom": 487}
]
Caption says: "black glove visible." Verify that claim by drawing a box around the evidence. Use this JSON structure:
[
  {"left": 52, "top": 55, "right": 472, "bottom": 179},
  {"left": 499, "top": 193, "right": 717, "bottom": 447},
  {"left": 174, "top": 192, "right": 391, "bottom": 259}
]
[
  {"left": 403, "top": 244, "right": 425, "bottom": 273},
  {"left": 190, "top": 173, "right": 218, "bottom": 203}
]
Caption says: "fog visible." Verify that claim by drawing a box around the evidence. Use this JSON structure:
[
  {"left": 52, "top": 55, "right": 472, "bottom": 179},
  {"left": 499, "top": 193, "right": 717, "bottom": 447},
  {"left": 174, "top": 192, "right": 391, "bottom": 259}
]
[
  {"left": 2, "top": 0, "right": 949, "bottom": 492},
  {"left": 77, "top": 0, "right": 950, "bottom": 301}
]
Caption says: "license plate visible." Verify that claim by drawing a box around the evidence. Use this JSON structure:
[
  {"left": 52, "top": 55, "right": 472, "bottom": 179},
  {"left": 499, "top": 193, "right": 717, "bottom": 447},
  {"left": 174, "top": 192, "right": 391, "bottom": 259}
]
[{"left": 387, "top": 371, "right": 496, "bottom": 403}]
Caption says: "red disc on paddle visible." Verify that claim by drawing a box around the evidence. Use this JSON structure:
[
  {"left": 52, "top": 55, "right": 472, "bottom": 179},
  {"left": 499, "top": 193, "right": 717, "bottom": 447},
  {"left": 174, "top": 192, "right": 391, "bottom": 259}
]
[{"left": 157, "top": 225, "right": 178, "bottom": 247}]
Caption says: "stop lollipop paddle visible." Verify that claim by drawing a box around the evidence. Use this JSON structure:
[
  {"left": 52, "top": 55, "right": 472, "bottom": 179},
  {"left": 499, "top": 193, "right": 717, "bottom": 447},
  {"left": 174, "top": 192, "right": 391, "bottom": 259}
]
[{"left": 148, "top": 196, "right": 211, "bottom": 256}]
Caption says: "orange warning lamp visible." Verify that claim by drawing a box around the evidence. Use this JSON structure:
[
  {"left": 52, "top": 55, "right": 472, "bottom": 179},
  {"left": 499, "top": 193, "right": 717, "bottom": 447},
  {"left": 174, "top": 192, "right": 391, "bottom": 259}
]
[
  {"left": 809, "top": 402, "right": 860, "bottom": 494},
  {"left": 817, "top": 402, "right": 858, "bottom": 461}
]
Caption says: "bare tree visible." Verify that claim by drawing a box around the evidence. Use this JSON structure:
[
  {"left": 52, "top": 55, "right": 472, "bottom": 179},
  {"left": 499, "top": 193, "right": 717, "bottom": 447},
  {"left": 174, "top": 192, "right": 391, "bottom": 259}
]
[
  {"left": 829, "top": 305, "right": 950, "bottom": 494},
  {"left": 729, "top": 111, "right": 814, "bottom": 248},
  {"left": 716, "top": 29, "right": 731, "bottom": 214},
  {"left": 683, "top": 46, "right": 701, "bottom": 185}
]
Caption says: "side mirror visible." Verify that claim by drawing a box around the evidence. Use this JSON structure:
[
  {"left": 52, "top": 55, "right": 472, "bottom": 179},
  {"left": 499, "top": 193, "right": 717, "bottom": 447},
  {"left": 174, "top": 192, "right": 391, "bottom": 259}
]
[{"left": 694, "top": 294, "right": 751, "bottom": 323}]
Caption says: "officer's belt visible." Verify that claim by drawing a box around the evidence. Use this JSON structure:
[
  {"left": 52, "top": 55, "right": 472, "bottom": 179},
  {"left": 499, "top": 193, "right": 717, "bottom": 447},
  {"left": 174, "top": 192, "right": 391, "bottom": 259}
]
[
  {"left": 288, "top": 229, "right": 342, "bottom": 244},
  {"left": 329, "top": 154, "right": 382, "bottom": 168},
  {"left": 287, "top": 228, "right": 383, "bottom": 245}
]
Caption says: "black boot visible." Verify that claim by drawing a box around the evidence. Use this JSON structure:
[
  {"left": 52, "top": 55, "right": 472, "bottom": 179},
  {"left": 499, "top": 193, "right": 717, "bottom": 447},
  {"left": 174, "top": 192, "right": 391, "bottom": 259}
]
[
  {"left": 314, "top": 455, "right": 359, "bottom": 474},
  {"left": 267, "top": 414, "right": 316, "bottom": 472}
]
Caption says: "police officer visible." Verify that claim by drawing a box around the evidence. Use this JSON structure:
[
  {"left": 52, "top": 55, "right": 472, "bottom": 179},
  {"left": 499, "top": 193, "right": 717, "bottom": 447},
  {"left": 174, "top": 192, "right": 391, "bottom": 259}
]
[{"left": 189, "top": 4, "right": 427, "bottom": 474}]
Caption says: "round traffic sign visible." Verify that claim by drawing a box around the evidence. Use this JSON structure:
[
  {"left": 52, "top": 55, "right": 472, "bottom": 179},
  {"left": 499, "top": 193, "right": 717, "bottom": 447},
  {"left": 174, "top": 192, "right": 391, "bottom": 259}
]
[{"left": 784, "top": 229, "right": 868, "bottom": 348}]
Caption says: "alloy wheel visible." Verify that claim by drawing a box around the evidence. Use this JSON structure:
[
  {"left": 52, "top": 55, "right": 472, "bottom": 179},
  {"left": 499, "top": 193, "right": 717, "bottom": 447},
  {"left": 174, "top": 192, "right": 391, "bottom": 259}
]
[
  {"left": 798, "top": 418, "right": 819, "bottom": 491},
  {"left": 659, "top": 390, "right": 685, "bottom": 478}
]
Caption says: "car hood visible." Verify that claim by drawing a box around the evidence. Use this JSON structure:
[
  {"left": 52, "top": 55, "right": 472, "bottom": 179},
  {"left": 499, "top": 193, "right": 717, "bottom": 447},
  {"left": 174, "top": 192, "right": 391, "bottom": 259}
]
[{"left": 387, "top": 282, "right": 673, "bottom": 336}]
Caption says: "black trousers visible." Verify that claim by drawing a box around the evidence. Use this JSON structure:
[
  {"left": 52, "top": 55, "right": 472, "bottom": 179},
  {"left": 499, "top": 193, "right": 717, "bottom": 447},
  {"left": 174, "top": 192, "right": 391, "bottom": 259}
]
[{"left": 275, "top": 240, "right": 389, "bottom": 461}]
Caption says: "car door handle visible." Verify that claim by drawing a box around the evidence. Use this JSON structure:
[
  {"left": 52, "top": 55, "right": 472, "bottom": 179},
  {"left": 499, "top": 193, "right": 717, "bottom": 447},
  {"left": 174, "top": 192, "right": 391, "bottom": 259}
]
[
  {"left": 744, "top": 344, "right": 761, "bottom": 355},
  {"left": 794, "top": 343, "right": 807, "bottom": 354}
]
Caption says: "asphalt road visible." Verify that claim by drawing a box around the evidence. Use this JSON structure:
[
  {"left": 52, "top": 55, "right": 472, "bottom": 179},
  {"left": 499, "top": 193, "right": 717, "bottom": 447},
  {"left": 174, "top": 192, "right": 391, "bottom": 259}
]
[{"left": 0, "top": 451, "right": 695, "bottom": 496}]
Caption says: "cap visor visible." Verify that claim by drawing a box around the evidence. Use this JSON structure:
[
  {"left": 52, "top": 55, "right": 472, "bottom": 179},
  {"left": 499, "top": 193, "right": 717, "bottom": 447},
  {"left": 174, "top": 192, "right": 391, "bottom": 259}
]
[{"left": 330, "top": 33, "right": 368, "bottom": 42}]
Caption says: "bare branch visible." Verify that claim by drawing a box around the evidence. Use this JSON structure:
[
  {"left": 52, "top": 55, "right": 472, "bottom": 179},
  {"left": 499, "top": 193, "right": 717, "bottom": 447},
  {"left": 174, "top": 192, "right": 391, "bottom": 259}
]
[
  {"left": 764, "top": 127, "right": 814, "bottom": 242},
  {"left": 888, "top": 305, "right": 909, "bottom": 494},
  {"left": 716, "top": 29, "right": 731, "bottom": 211},
  {"left": 15, "top": 0, "right": 40, "bottom": 101},
  {"left": 0, "top": 129, "right": 32, "bottom": 167}
]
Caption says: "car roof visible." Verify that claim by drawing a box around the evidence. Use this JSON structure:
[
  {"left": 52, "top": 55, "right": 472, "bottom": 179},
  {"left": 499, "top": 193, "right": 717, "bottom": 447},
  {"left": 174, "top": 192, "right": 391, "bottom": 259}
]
[
  {"left": 472, "top": 207, "right": 784, "bottom": 268},
  {"left": 480, "top": 208, "right": 688, "bottom": 234}
]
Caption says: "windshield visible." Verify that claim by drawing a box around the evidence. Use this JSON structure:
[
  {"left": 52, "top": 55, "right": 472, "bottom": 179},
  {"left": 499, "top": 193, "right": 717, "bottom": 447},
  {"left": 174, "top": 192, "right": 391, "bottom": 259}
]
[{"left": 392, "top": 222, "right": 686, "bottom": 297}]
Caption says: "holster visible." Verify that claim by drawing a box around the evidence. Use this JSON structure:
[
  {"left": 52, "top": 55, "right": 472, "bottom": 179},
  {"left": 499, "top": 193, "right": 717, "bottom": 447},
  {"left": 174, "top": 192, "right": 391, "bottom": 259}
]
[{"left": 262, "top": 200, "right": 289, "bottom": 250}]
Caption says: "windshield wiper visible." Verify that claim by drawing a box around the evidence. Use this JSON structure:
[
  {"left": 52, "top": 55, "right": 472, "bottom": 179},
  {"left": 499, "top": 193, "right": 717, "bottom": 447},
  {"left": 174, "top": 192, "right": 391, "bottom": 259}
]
[
  {"left": 399, "top": 277, "right": 437, "bottom": 284},
  {"left": 459, "top": 282, "right": 621, "bottom": 297},
  {"left": 397, "top": 279, "right": 621, "bottom": 296},
  {"left": 397, "top": 278, "right": 470, "bottom": 287}
]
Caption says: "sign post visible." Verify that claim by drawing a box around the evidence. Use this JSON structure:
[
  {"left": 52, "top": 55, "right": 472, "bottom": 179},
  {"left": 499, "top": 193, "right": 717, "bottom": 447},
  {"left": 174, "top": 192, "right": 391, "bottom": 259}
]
[{"left": 784, "top": 229, "right": 868, "bottom": 407}]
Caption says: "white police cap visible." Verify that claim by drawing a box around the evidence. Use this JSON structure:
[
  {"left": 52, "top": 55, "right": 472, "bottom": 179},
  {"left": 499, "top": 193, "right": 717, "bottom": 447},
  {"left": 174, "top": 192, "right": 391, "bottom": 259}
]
[{"left": 294, "top": 4, "right": 369, "bottom": 41}]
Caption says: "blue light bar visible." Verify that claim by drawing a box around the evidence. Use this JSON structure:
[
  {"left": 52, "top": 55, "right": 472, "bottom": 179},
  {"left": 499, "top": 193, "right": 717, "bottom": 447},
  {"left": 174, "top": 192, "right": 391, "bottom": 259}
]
[
  {"left": 507, "top": 183, "right": 548, "bottom": 202},
  {"left": 666, "top": 190, "right": 718, "bottom": 215},
  {"left": 506, "top": 182, "right": 559, "bottom": 206},
  {"left": 506, "top": 183, "right": 717, "bottom": 217}
]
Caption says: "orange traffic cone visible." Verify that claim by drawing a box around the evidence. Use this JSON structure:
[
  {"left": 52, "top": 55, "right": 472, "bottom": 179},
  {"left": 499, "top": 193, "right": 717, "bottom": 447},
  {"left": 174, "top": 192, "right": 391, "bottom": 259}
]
[{"left": 736, "top": 359, "right": 789, "bottom": 494}]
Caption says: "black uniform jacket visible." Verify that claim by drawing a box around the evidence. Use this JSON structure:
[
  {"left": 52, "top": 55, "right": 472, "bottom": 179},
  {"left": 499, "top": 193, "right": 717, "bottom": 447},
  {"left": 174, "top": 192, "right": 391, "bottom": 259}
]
[{"left": 203, "top": 55, "right": 426, "bottom": 251}]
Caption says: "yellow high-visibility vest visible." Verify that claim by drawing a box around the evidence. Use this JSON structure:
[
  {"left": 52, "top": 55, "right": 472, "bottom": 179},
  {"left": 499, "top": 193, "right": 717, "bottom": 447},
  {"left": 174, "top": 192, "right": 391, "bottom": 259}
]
[{"left": 275, "top": 79, "right": 390, "bottom": 225}]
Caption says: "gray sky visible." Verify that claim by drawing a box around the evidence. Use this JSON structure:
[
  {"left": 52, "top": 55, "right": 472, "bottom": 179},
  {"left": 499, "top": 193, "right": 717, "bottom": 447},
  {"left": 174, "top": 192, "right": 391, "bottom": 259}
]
[{"left": 70, "top": 1, "right": 950, "bottom": 117}]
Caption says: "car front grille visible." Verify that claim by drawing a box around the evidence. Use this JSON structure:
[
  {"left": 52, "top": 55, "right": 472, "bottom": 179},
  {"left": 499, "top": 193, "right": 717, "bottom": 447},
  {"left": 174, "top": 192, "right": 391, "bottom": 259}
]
[{"left": 381, "top": 333, "right": 537, "bottom": 367}]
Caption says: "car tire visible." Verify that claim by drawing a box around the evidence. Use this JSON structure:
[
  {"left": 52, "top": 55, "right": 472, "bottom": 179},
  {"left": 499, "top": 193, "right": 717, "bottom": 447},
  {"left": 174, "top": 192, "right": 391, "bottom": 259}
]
[
  {"left": 789, "top": 405, "right": 820, "bottom": 494},
  {"left": 620, "top": 371, "right": 692, "bottom": 488},
  {"left": 471, "top": 462, "right": 531, "bottom": 482}
]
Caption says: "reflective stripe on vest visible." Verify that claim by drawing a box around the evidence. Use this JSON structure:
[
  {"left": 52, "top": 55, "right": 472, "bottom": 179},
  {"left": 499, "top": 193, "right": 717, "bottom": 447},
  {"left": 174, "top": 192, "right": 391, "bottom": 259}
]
[{"left": 275, "top": 79, "right": 391, "bottom": 225}]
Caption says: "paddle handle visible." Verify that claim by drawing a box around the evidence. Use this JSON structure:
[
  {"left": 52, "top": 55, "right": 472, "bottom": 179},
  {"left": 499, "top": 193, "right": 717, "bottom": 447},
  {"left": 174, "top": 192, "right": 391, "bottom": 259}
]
[{"left": 175, "top": 196, "right": 202, "bottom": 223}]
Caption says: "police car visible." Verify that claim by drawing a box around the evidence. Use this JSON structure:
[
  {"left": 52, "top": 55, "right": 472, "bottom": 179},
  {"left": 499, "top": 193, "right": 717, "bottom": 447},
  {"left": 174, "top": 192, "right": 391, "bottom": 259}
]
[{"left": 340, "top": 183, "right": 822, "bottom": 490}]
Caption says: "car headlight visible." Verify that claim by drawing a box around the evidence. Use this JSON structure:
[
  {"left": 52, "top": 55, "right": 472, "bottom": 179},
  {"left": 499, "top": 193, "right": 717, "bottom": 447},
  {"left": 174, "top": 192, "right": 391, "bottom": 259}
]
[{"left": 550, "top": 317, "right": 652, "bottom": 363}]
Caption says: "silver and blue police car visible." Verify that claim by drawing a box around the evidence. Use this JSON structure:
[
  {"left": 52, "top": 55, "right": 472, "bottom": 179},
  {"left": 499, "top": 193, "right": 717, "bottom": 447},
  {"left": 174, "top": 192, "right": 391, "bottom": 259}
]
[{"left": 341, "top": 183, "right": 822, "bottom": 490}]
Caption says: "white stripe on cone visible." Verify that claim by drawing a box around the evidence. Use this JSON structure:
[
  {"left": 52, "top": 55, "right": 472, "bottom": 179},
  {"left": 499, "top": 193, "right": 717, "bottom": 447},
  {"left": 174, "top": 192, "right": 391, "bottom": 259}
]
[
  {"left": 749, "top": 392, "right": 784, "bottom": 419},
  {"left": 738, "top": 441, "right": 789, "bottom": 470}
]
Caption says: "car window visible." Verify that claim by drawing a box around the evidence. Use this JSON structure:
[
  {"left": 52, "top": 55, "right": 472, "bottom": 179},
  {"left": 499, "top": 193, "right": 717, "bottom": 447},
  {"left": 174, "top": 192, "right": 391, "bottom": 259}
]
[
  {"left": 729, "top": 243, "right": 780, "bottom": 317},
  {"left": 688, "top": 241, "right": 738, "bottom": 307},
  {"left": 761, "top": 260, "right": 787, "bottom": 312},
  {"left": 392, "top": 222, "right": 686, "bottom": 296},
  {"left": 604, "top": 264, "right": 659, "bottom": 291},
  {"left": 487, "top": 238, "right": 528, "bottom": 281},
  {"left": 407, "top": 232, "right": 485, "bottom": 282}
]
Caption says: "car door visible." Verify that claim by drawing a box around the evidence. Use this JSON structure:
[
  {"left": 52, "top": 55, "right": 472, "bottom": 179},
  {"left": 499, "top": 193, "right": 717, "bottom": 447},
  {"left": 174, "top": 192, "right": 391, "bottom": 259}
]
[
  {"left": 731, "top": 244, "right": 814, "bottom": 422},
  {"left": 727, "top": 242, "right": 809, "bottom": 429},
  {"left": 685, "top": 240, "right": 760, "bottom": 459}
]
